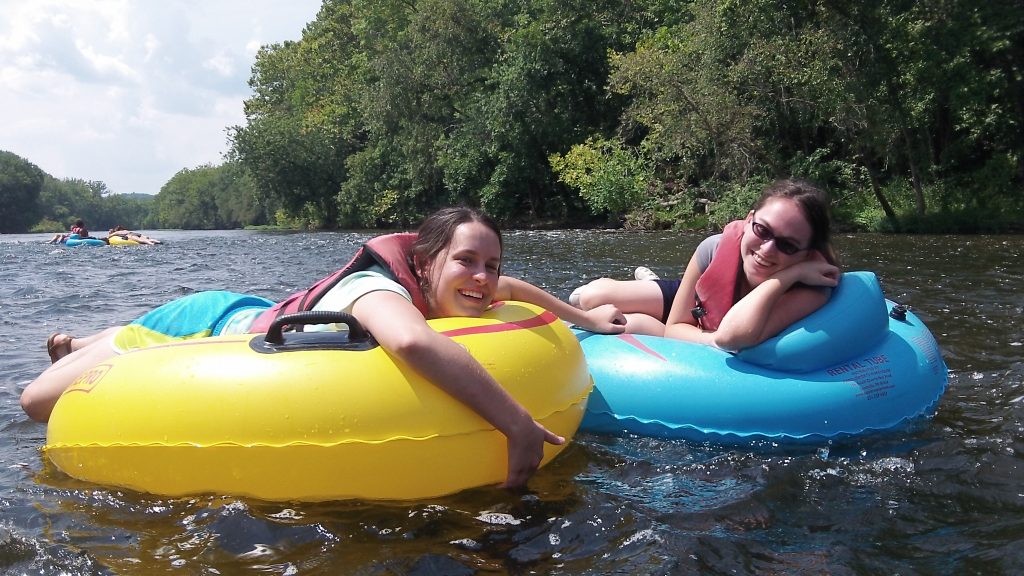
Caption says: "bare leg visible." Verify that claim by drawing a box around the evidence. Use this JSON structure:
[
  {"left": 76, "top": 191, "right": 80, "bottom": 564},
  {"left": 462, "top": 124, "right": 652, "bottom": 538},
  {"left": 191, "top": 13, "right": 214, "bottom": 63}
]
[
  {"left": 48, "top": 329, "right": 118, "bottom": 362},
  {"left": 130, "top": 233, "right": 160, "bottom": 245},
  {"left": 576, "top": 279, "right": 665, "bottom": 317},
  {"left": 621, "top": 312, "right": 666, "bottom": 336},
  {"left": 573, "top": 279, "right": 669, "bottom": 335},
  {"left": 23, "top": 327, "right": 122, "bottom": 422},
  {"left": 65, "top": 329, "right": 117, "bottom": 351}
]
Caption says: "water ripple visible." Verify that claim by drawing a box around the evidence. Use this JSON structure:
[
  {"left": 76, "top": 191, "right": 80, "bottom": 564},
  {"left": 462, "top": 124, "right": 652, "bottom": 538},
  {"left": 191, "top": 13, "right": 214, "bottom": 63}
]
[{"left": 0, "top": 230, "right": 1021, "bottom": 574}]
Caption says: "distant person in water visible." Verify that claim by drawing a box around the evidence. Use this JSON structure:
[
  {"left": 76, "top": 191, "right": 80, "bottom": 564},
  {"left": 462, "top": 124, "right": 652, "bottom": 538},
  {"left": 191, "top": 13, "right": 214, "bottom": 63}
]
[
  {"left": 46, "top": 219, "right": 92, "bottom": 244},
  {"left": 70, "top": 219, "right": 89, "bottom": 237},
  {"left": 106, "top": 225, "right": 162, "bottom": 245}
]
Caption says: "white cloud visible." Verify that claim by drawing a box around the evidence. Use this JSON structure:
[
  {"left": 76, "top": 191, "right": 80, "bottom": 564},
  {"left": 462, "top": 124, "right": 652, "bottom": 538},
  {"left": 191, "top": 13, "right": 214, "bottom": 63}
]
[
  {"left": 0, "top": 0, "right": 321, "bottom": 194},
  {"left": 203, "top": 51, "right": 237, "bottom": 78}
]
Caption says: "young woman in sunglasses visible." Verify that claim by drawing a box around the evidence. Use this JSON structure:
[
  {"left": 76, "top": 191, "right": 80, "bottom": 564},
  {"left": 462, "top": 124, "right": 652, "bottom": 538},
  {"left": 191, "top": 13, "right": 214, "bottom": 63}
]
[{"left": 570, "top": 178, "right": 840, "bottom": 350}]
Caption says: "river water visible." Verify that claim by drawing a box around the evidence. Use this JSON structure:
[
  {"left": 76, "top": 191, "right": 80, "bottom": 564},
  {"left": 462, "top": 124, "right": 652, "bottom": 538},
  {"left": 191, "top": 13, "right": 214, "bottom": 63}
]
[{"left": 0, "top": 229, "right": 1021, "bottom": 574}]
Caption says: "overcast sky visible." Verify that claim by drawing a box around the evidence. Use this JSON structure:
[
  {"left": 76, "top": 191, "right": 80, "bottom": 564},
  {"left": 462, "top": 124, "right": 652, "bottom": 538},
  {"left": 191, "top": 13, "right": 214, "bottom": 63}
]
[{"left": 0, "top": 0, "right": 323, "bottom": 195}]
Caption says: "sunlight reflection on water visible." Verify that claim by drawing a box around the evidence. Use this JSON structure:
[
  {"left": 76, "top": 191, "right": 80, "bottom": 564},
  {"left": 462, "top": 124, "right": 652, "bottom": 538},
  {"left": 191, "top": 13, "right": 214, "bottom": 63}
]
[{"left": 0, "top": 230, "right": 1021, "bottom": 573}]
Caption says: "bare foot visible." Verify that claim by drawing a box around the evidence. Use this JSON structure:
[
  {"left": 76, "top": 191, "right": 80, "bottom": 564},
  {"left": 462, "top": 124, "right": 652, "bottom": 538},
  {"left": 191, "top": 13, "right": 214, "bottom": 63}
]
[{"left": 46, "top": 333, "right": 74, "bottom": 364}]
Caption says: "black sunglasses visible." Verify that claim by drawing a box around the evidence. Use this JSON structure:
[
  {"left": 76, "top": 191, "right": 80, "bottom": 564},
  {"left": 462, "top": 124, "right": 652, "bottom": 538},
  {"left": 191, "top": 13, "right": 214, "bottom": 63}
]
[{"left": 750, "top": 216, "right": 806, "bottom": 255}]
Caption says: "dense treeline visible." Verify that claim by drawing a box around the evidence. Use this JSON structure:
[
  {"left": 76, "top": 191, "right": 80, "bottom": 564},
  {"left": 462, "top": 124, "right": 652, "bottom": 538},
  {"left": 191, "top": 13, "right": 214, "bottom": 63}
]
[
  {"left": 3, "top": 0, "right": 1021, "bottom": 234},
  {"left": 232, "top": 0, "right": 645, "bottom": 228},
  {"left": 152, "top": 163, "right": 276, "bottom": 230},
  {"left": 0, "top": 150, "right": 156, "bottom": 234},
  {"left": 231, "top": 0, "right": 1023, "bottom": 231},
  {"left": 0, "top": 151, "right": 266, "bottom": 234}
]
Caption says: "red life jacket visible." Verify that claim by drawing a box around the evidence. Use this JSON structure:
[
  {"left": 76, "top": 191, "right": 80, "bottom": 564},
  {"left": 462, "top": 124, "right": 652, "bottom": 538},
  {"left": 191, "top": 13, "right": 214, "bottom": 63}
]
[
  {"left": 247, "top": 233, "right": 429, "bottom": 333},
  {"left": 692, "top": 219, "right": 745, "bottom": 331}
]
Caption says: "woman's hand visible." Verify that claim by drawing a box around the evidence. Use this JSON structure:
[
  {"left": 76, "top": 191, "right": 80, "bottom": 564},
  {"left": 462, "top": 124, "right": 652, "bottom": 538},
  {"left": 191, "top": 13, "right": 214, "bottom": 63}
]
[
  {"left": 712, "top": 252, "right": 839, "bottom": 351},
  {"left": 580, "top": 303, "right": 627, "bottom": 334},
  {"left": 780, "top": 252, "right": 840, "bottom": 288},
  {"left": 502, "top": 418, "right": 565, "bottom": 489},
  {"left": 354, "top": 289, "right": 571, "bottom": 491}
]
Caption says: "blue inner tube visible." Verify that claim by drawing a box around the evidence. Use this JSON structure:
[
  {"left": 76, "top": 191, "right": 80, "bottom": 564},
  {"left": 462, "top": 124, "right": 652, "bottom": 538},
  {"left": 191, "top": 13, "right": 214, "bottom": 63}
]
[
  {"left": 65, "top": 233, "right": 106, "bottom": 247},
  {"left": 574, "top": 271, "right": 949, "bottom": 442}
]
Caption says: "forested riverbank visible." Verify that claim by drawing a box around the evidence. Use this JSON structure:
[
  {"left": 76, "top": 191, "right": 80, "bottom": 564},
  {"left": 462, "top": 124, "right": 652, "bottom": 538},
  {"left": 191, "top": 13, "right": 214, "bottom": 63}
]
[{"left": 2, "top": 0, "right": 1021, "bottom": 234}]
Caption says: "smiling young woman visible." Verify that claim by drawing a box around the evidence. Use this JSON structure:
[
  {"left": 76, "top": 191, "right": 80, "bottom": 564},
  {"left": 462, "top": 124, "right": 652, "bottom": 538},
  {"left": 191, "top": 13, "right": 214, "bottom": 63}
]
[
  {"left": 23, "top": 207, "right": 627, "bottom": 489},
  {"left": 569, "top": 178, "right": 840, "bottom": 350}
]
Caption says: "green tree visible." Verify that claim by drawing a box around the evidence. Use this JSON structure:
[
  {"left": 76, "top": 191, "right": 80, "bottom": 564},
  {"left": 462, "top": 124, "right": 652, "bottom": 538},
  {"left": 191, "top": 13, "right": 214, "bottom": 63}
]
[
  {"left": 233, "top": 0, "right": 653, "bottom": 227},
  {"left": 154, "top": 163, "right": 264, "bottom": 229},
  {"left": 0, "top": 151, "right": 45, "bottom": 233},
  {"left": 560, "top": 0, "right": 1023, "bottom": 230},
  {"left": 549, "top": 137, "right": 651, "bottom": 217},
  {"left": 229, "top": 0, "right": 1022, "bottom": 231},
  {"left": 35, "top": 178, "right": 107, "bottom": 230},
  {"left": 232, "top": 0, "right": 366, "bottom": 228},
  {"left": 100, "top": 193, "right": 157, "bottom": 230}
]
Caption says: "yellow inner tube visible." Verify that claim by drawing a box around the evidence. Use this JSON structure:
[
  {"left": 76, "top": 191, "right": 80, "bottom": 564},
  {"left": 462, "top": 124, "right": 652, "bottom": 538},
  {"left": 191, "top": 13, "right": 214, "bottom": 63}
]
[
  {"left": 44, "top": 301, "right": 591, "bottom": 501},
  {"left": 106, "top": 236, "right": 139, "bottom": 246}
]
